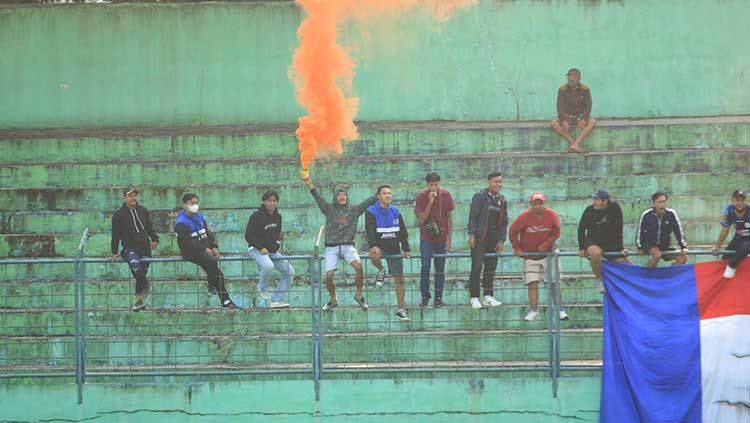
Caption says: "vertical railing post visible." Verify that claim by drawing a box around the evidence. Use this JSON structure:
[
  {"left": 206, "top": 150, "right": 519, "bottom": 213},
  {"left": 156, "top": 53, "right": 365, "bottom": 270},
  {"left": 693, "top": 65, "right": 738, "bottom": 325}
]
[
  {"left": 549, "top": 250, "right": 560, "bottom": 398},
  {"left": 74, "top": 228, "right": 89, "bottom": 404},
  {"left": 544, "top": 254, "right": 555, "bottom": 386},
  {"left": 312, "top": 225, "right": 324, "bottom": 401}
]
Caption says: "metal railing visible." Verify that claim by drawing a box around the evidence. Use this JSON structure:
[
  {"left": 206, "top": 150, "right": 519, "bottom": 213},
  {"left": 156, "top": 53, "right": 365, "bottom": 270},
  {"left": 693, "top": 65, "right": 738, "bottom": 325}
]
[{"left": 0, "top": 229, "right": 738, "bottom": 403}]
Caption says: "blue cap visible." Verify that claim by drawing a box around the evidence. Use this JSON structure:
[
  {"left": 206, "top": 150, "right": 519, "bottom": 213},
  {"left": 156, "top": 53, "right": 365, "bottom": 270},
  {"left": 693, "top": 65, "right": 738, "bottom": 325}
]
[{"left": 592, "top": 189, "right": 611, "bottom": 200}]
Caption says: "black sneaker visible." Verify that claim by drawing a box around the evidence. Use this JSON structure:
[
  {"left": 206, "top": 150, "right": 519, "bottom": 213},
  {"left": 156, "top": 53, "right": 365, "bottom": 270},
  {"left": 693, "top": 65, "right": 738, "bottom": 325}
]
[
  {"left": 396, "top": 309, "right": 409, "bottom": 321},
  {"left": 420, "top": 297, "right": 430, "bottom": 308},
  {"left": 132, "top": 300, "right": 146, "bottom": 312},
  {"left": 222, "top": 299, "right": 238, "bottom": 310},
  {"left": 354, "top": 296, "right": 369, "bottom": 311},
  {"left": 206, "top": 282, "right": 217, "bottom": 296},
  {"left": 322, "top": 300, "right": 338, "bottom": 311},
  {"left": 433, "top": 299, "right": 444, "bottom": 309}
]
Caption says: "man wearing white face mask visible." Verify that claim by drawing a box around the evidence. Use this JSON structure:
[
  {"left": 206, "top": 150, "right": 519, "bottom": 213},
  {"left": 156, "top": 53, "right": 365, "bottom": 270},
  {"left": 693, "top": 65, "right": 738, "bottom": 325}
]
[{"left": 174, "top": 193, "right": 237, "bottom": 309}]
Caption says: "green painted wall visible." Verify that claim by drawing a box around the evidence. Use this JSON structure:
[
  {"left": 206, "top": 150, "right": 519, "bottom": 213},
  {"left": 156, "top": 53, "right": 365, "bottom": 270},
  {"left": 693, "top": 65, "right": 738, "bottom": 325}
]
[
  {"left": 1, "top": 0, "right": 749, "bottom": 128},
  {"left": 0, "top": 374, "right": 602, "bottom": 422}
]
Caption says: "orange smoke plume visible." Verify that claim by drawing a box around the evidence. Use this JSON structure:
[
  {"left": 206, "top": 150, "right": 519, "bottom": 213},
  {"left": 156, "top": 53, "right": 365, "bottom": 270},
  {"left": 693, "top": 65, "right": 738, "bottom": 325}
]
[{"left": 291, "top": 0, "right": 476, "bottom": 170}]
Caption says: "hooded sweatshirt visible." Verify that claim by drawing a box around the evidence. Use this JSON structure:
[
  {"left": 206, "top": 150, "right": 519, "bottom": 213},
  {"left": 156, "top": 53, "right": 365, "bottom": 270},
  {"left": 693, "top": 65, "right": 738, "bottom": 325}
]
[
  {"left": 310, "top": 187, "right": 377, "bottom": 246},
  {"left": 245, "top": 204, "right": 282, "bottom": 253},
  {"left": 111, "top": 204, "right": 159, "bottom": 254}
]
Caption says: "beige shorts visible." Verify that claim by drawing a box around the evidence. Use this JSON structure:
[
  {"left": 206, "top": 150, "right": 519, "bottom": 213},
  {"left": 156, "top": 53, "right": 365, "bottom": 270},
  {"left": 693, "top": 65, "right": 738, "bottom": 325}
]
[{"left": 524, "top": 258, "right": 561, "bottom": 285}]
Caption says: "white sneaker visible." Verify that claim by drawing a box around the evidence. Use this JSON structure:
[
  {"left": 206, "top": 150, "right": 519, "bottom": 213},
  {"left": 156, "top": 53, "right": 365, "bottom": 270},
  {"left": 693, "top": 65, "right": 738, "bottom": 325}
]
[
  {"left": 524, "top": 310, "right": 538, "bottom": 321},
  {"left": 596, "top": 281, "right": 606, "bottom": 294},
  {"left": 723, "top": 265, "right": 736, "bottom": 279},
  {"left": 375, "top": 268, "right": 386, "bottom": 287},
  {"left": 482, "top": 295, "right": 502, "bottom": 307},
  {"left": 269, "top": 301, "right": 290, "bottom": 309},
  {"left": 559, "top": 310, "right": 569, "bottom": 321},
  {"left": 258, "top": 285, "right": 271, "bottom": 299},
  {"left": 470, "top": 297, "right": 482, "bottom": 309}
]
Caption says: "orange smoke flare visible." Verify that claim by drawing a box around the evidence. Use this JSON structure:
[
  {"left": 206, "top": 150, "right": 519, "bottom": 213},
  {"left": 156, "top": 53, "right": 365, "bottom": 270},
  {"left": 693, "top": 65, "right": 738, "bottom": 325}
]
[{"left": 291, "top": 0, "right": 476, "bottom": 170}]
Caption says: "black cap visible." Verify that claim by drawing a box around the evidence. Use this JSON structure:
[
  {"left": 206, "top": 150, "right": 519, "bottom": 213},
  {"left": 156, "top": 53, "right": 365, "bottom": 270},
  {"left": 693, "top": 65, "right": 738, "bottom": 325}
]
[
  {"left": 732, "top": 189, "right": 747, "bottom": 198},
  {"left": 123, "top": 186, "right": 139, "bottom": 196},
  {"left": 592, "top": 189, "right": 611, "bottom": 200},
  {"left": 567, "top": 68, "right": 581, "bottom": 76}
]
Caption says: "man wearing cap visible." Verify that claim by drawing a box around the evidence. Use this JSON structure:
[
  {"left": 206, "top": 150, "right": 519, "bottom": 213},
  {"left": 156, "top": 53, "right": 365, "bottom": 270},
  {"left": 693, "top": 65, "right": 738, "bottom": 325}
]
[
  {"left": 636, "top": 191, "right": 688, "bottom": 268},
  {"left": 414, "top": 172, "right": 454, "bottom": 308},
  {"left": 509, "top": 192, "right": 567, "bottom": 321},
  {"left": 110, "top": 186, "right": 159, "bottom": 312},
  {"left": 467, "top": 171, "right": 507, "bottom": 309},
  {"left": 302, "top": 175, "right": 377, "bottom": 311},
  {"left": 712, "top": 189, "right": 750, "bottom": 278},
  {"left": 550, "top": 68, "right": 596, "bottom": 154},
  {"left": 577, "top": 189, "right": 629, "bottom": 293},
  {"left": 174, "top": 193, "right": 237, "bottom": 309}
]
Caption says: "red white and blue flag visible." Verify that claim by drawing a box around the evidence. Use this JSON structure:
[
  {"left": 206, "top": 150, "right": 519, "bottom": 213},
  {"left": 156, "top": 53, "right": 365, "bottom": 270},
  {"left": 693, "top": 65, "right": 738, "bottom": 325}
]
[{"left": 600, "top": 260, "right": 750, "bottom": 422}]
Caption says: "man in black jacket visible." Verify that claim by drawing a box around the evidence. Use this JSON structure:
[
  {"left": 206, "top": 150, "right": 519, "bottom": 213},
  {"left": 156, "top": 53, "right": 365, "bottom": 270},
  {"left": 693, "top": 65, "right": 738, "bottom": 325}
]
[
  {"left": 174, "top": 193, "right": 236, "bottom": 309},
  {"left": 636, "top": 191, "right": 688, "bottom": 268},
  {"left": 578, "top": 189, "right": 630, "bottom": 292},
  {"left": 466, "top": 171, "right": 507, "bottom": 309},
  {"left": 110, "top": 186, "right": 159, "bottom": 312},
  {"left": 245, "top": 191, "right": 294, "bottom": 308}
]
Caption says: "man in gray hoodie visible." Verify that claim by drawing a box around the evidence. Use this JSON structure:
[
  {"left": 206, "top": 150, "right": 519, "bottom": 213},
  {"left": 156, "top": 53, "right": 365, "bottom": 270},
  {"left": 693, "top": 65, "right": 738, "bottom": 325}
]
[{"left": 303, "top": 176, "right": 377, "bottom": 311}]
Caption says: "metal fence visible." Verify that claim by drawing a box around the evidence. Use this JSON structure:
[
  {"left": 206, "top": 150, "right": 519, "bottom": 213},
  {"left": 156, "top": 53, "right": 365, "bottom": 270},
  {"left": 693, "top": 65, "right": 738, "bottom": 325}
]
[{"left": 0, "top": 229, "right": 734, "bottom": 403}]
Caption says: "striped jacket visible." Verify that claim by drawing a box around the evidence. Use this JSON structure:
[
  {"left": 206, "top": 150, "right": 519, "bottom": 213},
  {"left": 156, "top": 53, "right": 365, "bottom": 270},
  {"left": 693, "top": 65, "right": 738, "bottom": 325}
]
[{"left": 636, "top": 208, "right": 686, "bottom": 251}]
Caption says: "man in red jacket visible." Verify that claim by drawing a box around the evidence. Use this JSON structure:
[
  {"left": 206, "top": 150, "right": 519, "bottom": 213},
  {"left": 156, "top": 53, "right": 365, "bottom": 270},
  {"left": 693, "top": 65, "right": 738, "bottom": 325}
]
[{"left": 509, "top": 192, "right": 568, "bottom": 322}]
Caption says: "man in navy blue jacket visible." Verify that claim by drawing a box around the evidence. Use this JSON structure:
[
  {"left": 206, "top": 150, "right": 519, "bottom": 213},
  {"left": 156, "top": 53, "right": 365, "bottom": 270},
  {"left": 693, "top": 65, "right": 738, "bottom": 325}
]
[
  {"left": 366, "top": 185, "right": 411, "bottom": 321},
  {"left": 467, "top": 171, "right": 507, "bottom": 310},
  {"left": 636, "top": 191, "right": 688, "bottom": 268},
  {"left": 174, "top": 193, "right": 236, "bottom": 309}
]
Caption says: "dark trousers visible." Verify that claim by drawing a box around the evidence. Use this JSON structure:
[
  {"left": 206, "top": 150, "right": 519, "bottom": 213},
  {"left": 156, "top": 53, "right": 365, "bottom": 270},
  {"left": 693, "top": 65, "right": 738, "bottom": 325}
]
[
  {"left": 724, "top": 237, "right": 750, "bottom": 268},
  {"left": 186, "top": 252, "right": 230, "bottom": 303},
  {"left": 420, "top": 239, "right": 446, "bottom": 300},
  {"left": 121, "top": 247, "right": 151, "bottom": 296},
  {"left": 469, "top": 239, "right": 498, "bottom": 298}
]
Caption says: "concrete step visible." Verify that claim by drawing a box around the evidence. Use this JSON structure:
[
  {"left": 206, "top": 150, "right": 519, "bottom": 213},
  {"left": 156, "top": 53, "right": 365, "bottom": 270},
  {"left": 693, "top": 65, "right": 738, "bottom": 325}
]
[
  {"left": 2, "top": 118, "right": 748, "bottom": 164},
  {"left": 0, "top": 172, "right": 743, "bottom": 212},
  {"left": 0, "top": 220, "right": 722, "bottom": 257},
  {"left": 0, "top": 328, "right": 603, "bottom": 367},
  {"left": 0, "top": 303, "right": 604, "bottom": 337},
  {"left": 1, "top": 276, "right": 607, "bottom": 309},
  {"left": 0, "top": 194, "right": 727, "bottom": 234},
  {"left": 2, "top": 148, "right": 747, "bottom": 189}
]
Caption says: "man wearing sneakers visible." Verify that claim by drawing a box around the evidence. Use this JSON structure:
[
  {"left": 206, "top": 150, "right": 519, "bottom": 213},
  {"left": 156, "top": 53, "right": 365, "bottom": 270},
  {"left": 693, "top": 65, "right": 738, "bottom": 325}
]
[
  {"left": 467, "top": 171, "right": 507, "bottom": 309},
  {"left": 366, "top": 185, "right": 412, "bottom": 321},
  {"left": 414, "top": 172, "right": 454, "bottom": 308},
  {"left": 712, "top": 189, "right": 750, "bottom": 278},
  {"left": 245, "top": 191, "right": 293, "bottom": 308},
  {"left": 577, "top": 189, "right": 629, "bottom": 293},
  {"left": 174, "top": 193, "right": 237, "bottom": 309},
  {"left": 509, "top": 192, "right": 567, "bottom": 322},
  {"left": 110, "top": 186, "right": 159, "bottom": 312},
  {"left": 636, "top": 191, "right": 688, "bottom": 268},
  {"left": 302, "top": 175, "right": 377, "bottom": 311}
]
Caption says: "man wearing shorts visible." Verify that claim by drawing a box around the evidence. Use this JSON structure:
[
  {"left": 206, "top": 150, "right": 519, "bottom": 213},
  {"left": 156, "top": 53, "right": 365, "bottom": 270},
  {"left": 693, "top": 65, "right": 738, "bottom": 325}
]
[
  {"left": 365, "top": 185, "right": 412, "bottom": 321},
  {"left": 550, "top": 68, "right": 596, "bottom": 154},
  {"left": 636, "top": 191, "right": 688, "bottom": 268},
  {"left": 577, "top": 189, "right": 629, "bottom": 293},
  {"left": 509, "top": 192, "right": 567, "bottom": 322},
  {"left": 303, "top": 175, "right": 377, "bottom": 311}
]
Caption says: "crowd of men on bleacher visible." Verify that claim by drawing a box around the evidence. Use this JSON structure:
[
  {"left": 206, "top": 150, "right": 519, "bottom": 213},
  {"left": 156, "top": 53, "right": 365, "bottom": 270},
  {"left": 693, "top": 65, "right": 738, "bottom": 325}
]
[{"left": 111, "top": 173, "right": 750, "bottom": 321}]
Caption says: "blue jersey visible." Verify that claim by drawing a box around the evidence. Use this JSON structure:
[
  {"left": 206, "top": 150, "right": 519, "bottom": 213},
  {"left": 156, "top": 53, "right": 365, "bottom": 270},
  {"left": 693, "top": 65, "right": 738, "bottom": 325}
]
[{"left": 721, "top": 205, "right": 750, "bottom": 238}]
